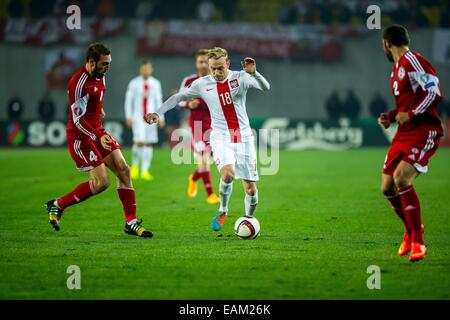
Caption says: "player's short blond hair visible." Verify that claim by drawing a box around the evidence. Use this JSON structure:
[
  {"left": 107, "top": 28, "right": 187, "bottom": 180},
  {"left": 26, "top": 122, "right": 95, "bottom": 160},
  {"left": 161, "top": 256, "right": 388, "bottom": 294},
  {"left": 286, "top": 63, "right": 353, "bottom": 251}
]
[{"left": 207, "top": 47, "right": 228, "bottom": 61}]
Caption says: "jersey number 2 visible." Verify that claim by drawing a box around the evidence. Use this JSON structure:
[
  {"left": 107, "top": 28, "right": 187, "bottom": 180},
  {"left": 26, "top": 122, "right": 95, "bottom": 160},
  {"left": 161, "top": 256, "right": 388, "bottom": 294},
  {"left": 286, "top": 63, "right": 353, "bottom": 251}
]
[{"left": 393, "top": 81, "right": 400, "bottom": 96}]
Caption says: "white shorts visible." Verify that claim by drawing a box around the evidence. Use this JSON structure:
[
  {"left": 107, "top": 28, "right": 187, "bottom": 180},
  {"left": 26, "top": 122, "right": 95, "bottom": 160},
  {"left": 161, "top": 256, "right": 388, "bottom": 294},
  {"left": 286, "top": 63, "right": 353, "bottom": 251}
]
[
  {"left": 210, "top": 136, "right": 259, "bottom": 181},
  {"left": 132, "top": 118, "right": 158, "bottom": 144}
]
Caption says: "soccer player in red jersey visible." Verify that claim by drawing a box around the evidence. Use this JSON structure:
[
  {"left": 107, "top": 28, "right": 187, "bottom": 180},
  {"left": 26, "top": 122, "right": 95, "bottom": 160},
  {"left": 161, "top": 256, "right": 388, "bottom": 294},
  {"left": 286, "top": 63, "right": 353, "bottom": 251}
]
[
  {"left": 45, "top": 43, "right": 153, "bottom": 238},
  {"left": 378, "top": 25, "right": 443, "bottom": 261},
  {"left": 179, "top": 49, "right": 220, "bottom": 205}
]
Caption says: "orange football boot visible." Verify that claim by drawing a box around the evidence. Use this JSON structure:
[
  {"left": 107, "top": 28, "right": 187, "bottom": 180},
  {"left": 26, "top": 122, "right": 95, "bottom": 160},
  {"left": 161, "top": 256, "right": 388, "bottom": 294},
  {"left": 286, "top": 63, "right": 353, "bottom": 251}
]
[
  {"left": 187, "top": 174, "right": 198, "bottom": 198},
  {"left": 206, "top": 193, "right": 220, "bottom": 205},
  {"left": 398, "top": 224, "right": 424, "bottom": 257},
  {"left": 398, "top": 232, "right": 412, "bottom": 256},
  {"left": 409, "top": 242, "right": 427, "bottom": 262}
]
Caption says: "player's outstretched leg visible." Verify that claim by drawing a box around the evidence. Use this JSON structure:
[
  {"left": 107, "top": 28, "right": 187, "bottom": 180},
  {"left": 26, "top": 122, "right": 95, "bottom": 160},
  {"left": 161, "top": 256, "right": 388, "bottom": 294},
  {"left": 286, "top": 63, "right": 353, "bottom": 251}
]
[
  {"left": 104, "top": 150, "right": 153, "bottom": 238},
  {"left": 394, "top": 161, "right": 425, "bottom": 262},
  {"left": 243, "top": 180, "right": 258, "bottom": 218},
  {"left": 45, "top": 166, "right": 109, "bottom": 231},
  {"left": 211, "top": 165, "right": 234, "bottom": 231}
]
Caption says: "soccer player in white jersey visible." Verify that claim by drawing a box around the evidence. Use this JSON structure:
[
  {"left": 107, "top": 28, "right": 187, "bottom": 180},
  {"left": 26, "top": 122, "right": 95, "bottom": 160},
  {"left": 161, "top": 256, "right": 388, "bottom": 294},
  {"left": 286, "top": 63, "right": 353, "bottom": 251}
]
[
  {"left": 144, "top": 47, "right": 270, "bottom": 231},
  {"left": 125, "top": 60, "right": 165, "bottom": 181}
]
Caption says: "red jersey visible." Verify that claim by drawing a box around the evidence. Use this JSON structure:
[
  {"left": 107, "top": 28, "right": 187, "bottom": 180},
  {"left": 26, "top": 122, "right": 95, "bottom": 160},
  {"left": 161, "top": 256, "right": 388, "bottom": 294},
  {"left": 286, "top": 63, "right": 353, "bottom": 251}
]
[
  {"left": 387, "top": 50, "right": 443, "bottom": 136},
  {"left": 178, "top": 73, "right": 212, "bottom": 133},
  {"left": 67, "top": 66, "right": 106, "bottom": 140}
]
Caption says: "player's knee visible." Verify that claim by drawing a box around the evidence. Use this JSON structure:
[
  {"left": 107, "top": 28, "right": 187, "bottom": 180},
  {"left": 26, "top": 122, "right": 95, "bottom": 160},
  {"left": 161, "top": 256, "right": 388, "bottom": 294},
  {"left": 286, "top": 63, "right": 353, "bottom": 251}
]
[
  {"left": 94, "top": 175, "right": 110, "bottom": 192},
  {"left": 393, "top": 170, "right": 410, "bottom": 189},
  {"left": 245, "top": 185, "right": 257, "bottom": 196},
  {"left": 222, "top": 171, "right": 234, "bottom": 183},
  {"left": 381, "top": 184, "right": 395, "bottom": 196}
]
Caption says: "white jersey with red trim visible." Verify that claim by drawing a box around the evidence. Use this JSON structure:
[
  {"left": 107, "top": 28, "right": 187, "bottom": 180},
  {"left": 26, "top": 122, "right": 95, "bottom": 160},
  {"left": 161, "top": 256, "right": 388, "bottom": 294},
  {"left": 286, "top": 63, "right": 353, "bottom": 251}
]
[
  {"left": 125, "top": 76, "right": 163, "bottom": 122},
  {"left": 157, "top": 70, "right": 270, "bottom": 143}
]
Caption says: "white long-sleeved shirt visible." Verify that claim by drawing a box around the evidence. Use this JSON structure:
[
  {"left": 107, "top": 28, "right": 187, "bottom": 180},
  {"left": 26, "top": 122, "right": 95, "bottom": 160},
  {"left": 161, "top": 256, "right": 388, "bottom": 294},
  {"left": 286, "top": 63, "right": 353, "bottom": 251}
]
[
  {"left": 125, "top": 75, "right": 164, "bottom": 121},
  {"left": 157, "top": 70, "right": 269, "bottom": 142}
]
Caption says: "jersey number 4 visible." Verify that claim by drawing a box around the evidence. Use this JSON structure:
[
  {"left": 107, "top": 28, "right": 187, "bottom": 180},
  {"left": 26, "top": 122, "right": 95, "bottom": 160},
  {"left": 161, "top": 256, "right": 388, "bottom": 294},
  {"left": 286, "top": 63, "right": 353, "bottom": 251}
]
[
  {"left": 393, "top": 81, "right": 400, "bottom": 96},
  {"left": 89, "top": 151, "right": 98, "bottom": 162}
]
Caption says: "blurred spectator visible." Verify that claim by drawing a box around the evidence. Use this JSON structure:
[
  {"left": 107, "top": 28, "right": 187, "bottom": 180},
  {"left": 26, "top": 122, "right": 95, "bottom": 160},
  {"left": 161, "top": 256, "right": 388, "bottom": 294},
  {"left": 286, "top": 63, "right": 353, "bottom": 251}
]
[
  {"left": 197, "top": 0, "right": 215, "bottom": 23},
  {"left": 97, "top": 0, "right": 114, "bottom": 19},
  {"left": 342, "top": 89, "right": 361, "bottom": 119},
  {"left": 369, "top": 92, "right": 389, "bottom": 118},
  {"left": 7, "top": 95, "right": 24, "bottom": 121},
  {"left": 325, "top": 90, "right": 343, "bottom": 120},
  {"left": 278, "top": 3, "right": 296, "bottom": 25},
  {"left": 37, "top": 92, "right": 56, "bottom": 122},
  {"left": 52, "top": 0, "right": 66, "bottom": 18},
  {"left": 136, "top": 0, "right": 153, "bottom": 20}
]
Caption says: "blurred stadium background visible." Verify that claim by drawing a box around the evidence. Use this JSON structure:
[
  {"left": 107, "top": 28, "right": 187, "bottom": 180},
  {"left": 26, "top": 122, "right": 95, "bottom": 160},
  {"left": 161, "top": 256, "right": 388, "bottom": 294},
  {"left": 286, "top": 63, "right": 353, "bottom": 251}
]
[{"left": 1, "top": 0, "right": 449, "bottom": 149}]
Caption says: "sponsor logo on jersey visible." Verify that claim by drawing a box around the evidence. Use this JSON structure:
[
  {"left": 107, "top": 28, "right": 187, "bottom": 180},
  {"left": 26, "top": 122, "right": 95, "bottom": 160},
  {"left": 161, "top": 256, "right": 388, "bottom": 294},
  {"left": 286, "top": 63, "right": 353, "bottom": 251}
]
[
  {"left": 206, "top": 87, "right": 214, "bottom": 92},
  {"left": 398, "top": 66, "right": 405, "bottom": 80},
  {"left": 230, "top": 79, "right": 239, "bottom": 89}
]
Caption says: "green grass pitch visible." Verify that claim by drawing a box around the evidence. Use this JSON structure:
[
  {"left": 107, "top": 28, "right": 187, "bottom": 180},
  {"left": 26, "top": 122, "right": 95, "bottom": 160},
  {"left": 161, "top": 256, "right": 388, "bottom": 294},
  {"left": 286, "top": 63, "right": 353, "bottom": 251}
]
[{"left": 0, "top": 147, "right": 449, "bottom": 299}]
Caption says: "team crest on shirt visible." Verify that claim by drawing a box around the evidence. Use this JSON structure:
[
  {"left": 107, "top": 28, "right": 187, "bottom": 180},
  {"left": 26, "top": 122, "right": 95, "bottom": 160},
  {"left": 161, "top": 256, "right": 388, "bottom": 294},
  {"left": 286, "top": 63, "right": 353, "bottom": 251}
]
[
  {"left": 397, "top": 66, "right": 405, "bottom": 80},
  {"left": 230, "top": 79, "right": 239, "bottom": 89}
]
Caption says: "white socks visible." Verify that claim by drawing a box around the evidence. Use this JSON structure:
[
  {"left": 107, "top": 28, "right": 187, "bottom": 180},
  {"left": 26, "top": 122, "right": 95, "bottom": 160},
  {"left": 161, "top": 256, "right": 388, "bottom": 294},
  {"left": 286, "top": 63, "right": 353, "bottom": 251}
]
[
  {"left": 245, "top": 190, "right": 258, "bottom": 217},
  {"left": 141, "top": 146, "right": 153, "bottom": 174},
  {"left": 132, "top": 145, "right": 140, "bottom": 167},
  {"left": 132, "top": 145, "right": 153, "bottom": 174},
  {"left": 219, "top": 179, "right": 233, "bottom": 213}
]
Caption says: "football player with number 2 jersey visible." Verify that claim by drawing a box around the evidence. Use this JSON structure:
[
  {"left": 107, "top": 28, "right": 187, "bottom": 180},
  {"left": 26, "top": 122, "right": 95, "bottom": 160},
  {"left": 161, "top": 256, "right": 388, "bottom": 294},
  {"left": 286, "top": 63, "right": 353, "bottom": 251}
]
[{"left": 379, "top": 25, "right": 443, "bottom": 262}]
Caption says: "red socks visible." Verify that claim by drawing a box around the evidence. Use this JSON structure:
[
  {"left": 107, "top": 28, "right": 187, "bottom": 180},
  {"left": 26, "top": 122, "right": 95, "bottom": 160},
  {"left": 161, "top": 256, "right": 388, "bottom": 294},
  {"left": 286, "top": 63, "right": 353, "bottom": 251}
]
[
  {"left": 117, "top": 187, "right": 137, "bottom": 223},
  {"left": 201, "top": 170, "right": 213, "bottom": 196},
  {"left": 57, "top": 181, "right": 96, "bottom": 209},
  {"left": 386, "top": 194, "right": 410, "bottom": 234},
  {"left": 398, "top": 186, "right": 423, "bottom": 244},
  {"left": 56, "top": 182, "right": 137, "bottom": 224},
  {"left": 192, "top": 169, "right": 202, "bottom": 181},
  {"left": 192, "top": 169, "right": 214, "bottom": 196}
]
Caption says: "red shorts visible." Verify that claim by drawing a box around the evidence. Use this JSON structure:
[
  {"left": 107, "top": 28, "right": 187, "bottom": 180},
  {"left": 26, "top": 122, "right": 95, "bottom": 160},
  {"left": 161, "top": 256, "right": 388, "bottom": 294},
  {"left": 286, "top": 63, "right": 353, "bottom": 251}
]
[
  {"left": 67, "top": 130, "right": 121, "bottom": 171},
  {"left": 383, "top": 129, "right": 441, "bottom": 175}
]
